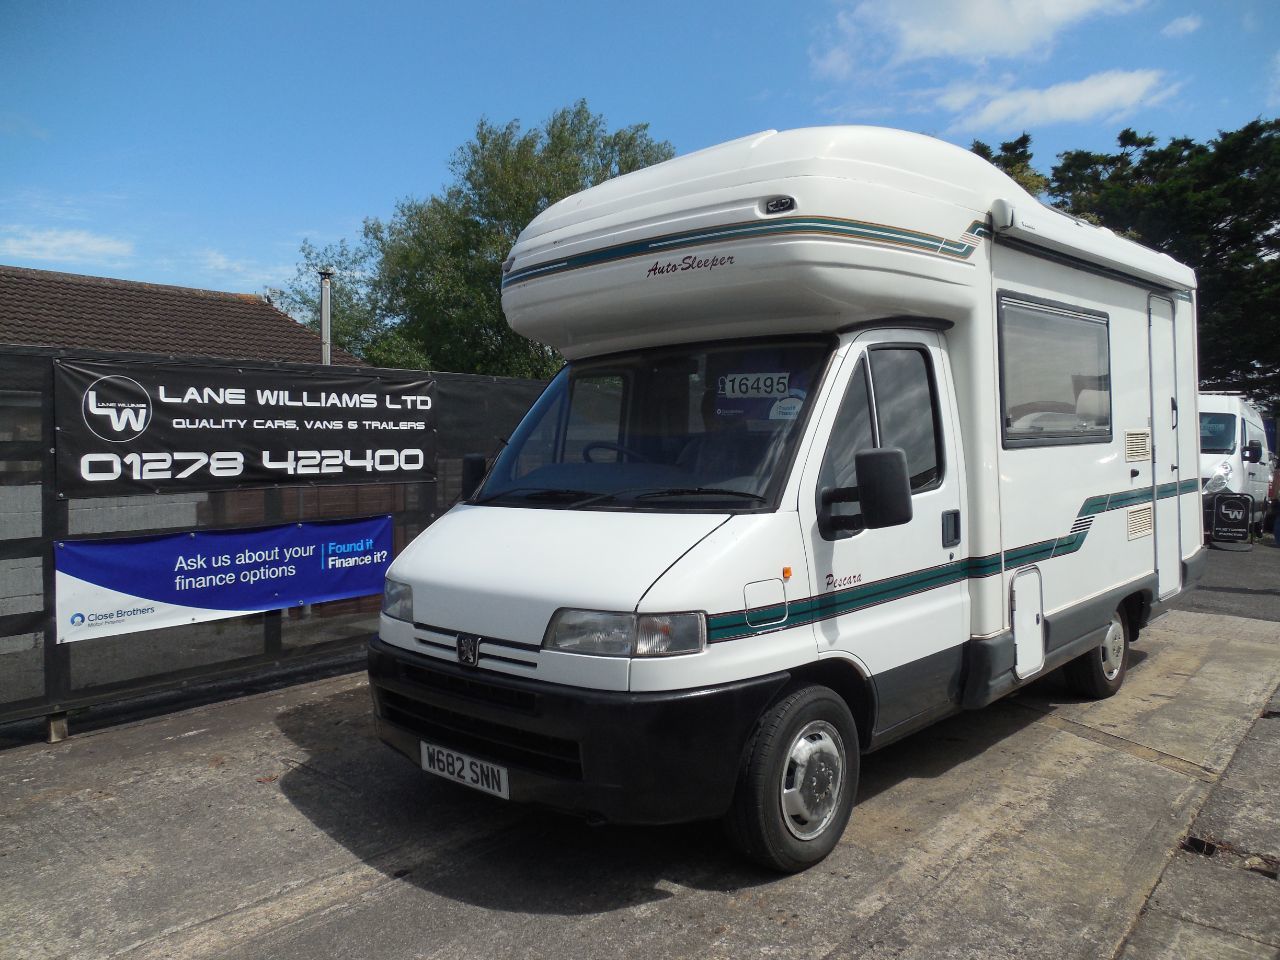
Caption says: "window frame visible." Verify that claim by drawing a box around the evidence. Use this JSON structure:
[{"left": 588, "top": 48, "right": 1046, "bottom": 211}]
[
  {"left": 816, "top": 342, "right": 947, "bottom": 541},
  {"left": 867, "top": 343, "right": 947, "bottom": 494},
  {"left": 996, "top": 290, "right": 1113, "bottom": 450}
]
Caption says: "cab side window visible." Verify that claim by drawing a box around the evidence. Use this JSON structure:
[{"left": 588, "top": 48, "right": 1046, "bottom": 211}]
[
  {"left": 869, "top": 347, "right": 943, "bottom": 491},
  {"left": 817, "top": 360, "right": 874, "bottom": 533},
  {"left": 817, "top": 346, "right": 944, "bottom": 539}
]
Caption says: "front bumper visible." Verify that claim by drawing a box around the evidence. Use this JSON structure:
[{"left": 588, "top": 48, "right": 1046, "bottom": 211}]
[{"left": 367, "top": 635, "right": 788, "bottom": 825}]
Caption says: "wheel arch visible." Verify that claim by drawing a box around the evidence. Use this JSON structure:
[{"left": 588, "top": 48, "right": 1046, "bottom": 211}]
[{"left": 786, "top": 655, "right": 877, "bottom": 752}]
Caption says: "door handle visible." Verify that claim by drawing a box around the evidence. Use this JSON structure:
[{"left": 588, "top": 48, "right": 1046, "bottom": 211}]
[
  {"left": 1170, "top": 397, "right": 1178, "bottom": 428},
  {"left": 942, "top": 510, "right": 961, "bottom": 548}
]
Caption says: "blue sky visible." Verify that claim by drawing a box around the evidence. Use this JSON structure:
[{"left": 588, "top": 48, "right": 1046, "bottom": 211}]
[{"left": 1, "top": 0, "right": 1276, "bottom": 295}]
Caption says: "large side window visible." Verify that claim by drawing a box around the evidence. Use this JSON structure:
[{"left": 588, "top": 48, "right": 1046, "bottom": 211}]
[
  {"left": 999, "top": 295, "right": 1111, "bottom": 446},
  {"left": 817, "top": 346, "right": 944, "bottom": 538}
]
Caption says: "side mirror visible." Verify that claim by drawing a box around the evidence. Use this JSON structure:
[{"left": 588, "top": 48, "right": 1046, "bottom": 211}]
[
  {"left": 1244, "top": 439, "right": 1263, "bottom": 464},
  {"left": 854, "top": 447, "right": 913, "bottom": 529},
  {"left": 461, "top": 453, "right": 488, "bottom": 499}
]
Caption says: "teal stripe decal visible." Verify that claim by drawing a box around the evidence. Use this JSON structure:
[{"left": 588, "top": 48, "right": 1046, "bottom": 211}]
[
  {"left": 503, "top": 217, "right": 990, "bottom": 289},
  {"left": 706, "top": 479, "right": 1197, "bottom": 642}
]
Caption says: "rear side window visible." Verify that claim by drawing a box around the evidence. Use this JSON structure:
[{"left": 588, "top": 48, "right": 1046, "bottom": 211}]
[
  {"left": 998, "top": 295, "right": 1111, "bottom": 447},
  {"left": 817, "top": 346, "right": 944, "bottom": 538}
]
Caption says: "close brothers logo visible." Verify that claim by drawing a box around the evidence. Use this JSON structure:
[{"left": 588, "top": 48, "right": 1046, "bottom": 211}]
[
  {"left": 82, "top": 375, "right": 153, "bottom": 443},
  {"left": 70, "top": 612, "right": 86, "bottom": 626}
]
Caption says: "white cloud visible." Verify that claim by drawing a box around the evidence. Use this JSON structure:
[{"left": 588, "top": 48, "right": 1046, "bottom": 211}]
[
  {"left": 0, "top": 225, "right": 133, "bottom": 263},
  {"left": 946, "top": 69, "right": 1175, "bottom": 132},
  {"left": 198, "top": 249, "right": 291, "bottom": 290},
  {"left": 1160, "top": 14, "right": 1202, "bottom": 38},
  {"left": 828, "top": 0, "right": 1144, "bottom": 65},
  {"left": 811, "top": 45, "right": 854, "bottom": 81}
]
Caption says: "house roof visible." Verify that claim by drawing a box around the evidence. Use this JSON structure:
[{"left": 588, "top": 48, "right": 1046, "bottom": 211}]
[{"left": 0, "top": 264, "right": 362, "bottom": 365}]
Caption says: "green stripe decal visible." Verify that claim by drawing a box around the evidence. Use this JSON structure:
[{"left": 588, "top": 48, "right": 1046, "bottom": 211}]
[
  {"left": 503, "top": 217, "right": 990, "bottom": 289},
  {"left": 707, "top": 479, "right": 1199, "bottom": 642}
]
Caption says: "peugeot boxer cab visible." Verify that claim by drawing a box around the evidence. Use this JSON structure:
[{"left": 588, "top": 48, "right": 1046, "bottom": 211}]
[
  {"left": 369, "top": 127, "right": 1204, "bottom": 872},
  {"left": 1199, "top": 392, "right": 1273, "bottom": 535}
]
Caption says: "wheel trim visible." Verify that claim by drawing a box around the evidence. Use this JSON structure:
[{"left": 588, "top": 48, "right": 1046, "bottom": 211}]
[
  {"left": 780, "top": 720, "right": 845, "bottom": 841},
  {"left": 1101, "top": 614, "right": 1125, "bottom": 681}
]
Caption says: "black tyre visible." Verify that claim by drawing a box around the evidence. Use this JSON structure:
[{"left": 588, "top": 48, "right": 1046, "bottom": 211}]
[
  {"left": 1063, "top": 607, "right": 1130, "bottom": 699},
  {"left": 724, "top": 685, "right": 858, "bottom": 873}
]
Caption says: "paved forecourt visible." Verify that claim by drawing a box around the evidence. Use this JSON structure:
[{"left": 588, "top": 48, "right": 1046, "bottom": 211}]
[{"left": 0, "top": 604, "right": 1277, "bottom": 960}]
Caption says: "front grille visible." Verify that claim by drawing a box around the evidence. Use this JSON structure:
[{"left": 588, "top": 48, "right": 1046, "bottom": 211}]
[
  {"left": 397, "top": 660, "right": 537, "bottom": 713},
  {"left": 380, "top": 688, "right": 582, "bottom": 780}
]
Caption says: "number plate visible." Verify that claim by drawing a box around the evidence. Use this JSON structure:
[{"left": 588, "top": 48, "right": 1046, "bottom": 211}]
[{"left": 419, "top": 741, "right": 509, "bottom": 799}]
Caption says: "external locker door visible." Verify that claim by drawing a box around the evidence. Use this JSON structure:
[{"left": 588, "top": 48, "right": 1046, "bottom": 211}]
[{"left": 1011, "top": 567, "right": 1044, "bottom": 679}]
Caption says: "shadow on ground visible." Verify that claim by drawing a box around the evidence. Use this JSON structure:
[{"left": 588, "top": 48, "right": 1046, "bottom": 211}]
[{"left": 270, "top": 661, "right": 1095, "bottom": 915}]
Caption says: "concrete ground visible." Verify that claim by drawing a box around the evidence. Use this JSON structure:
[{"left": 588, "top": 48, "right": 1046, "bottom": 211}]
[{"left": 2, "top": 563, "right": 1278, "bottom": 959}]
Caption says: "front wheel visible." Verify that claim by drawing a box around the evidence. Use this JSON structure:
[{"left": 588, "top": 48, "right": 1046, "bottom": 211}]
[
  {"left": 724, "top": 685, "right": 858, "bottom": 872},
  {"left": 1063, "top": 607, "right": 1130, "bottom": 698}
]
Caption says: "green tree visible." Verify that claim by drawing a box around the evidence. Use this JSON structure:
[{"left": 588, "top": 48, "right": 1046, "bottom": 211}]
[
  {"left": 1049, "top": 121, "right": 1280, "bottom": 404},
  {"left": 265, "top": 238, "right": 385, "bottom": 361},
  {"left": 970, "top": 133, "right": 1049, "bottom": 196},
  {"left": 364, "top": 100, "right": 675, "bottom": 377}
]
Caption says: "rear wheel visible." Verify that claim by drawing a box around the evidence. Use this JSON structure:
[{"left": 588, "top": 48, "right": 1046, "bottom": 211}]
[
  {"left": 724, "top": 685, "right": 858, "bottom": 872},
  {"left": 1064, "top": 607, "right": 1129, "bottom": 698}
]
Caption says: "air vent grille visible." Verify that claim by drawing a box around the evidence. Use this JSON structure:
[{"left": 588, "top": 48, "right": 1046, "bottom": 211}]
[
  {"left": 1127, "top": 504, "right": 1154, "bottom": 540},
  {"left": 1125, "top": 430, "right": 1152, "bottom": 462}
]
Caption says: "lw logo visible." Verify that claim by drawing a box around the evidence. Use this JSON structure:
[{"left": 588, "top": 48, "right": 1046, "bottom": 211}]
[
  {"left": 70, "top": 612, "right": 86, "bottom": 626},
  {"left": 82, "top": 376, "right": 153, "bottom": 442},
  {"left": 1219, "top": 503, "right": 1245, "bottom": 522}
]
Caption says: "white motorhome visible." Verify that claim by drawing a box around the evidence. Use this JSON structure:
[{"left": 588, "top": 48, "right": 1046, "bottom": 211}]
[
  {"left": 369, "top": 127, "right": 1206, "bottom": 871},
  {"left": 1198, "top": 391, "right": 1273, "bottom": 535}
]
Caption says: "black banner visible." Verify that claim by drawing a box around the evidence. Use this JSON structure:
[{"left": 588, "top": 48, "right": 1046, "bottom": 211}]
[{"left": 55, "top": 358, "right": 435, "bottom": 497}]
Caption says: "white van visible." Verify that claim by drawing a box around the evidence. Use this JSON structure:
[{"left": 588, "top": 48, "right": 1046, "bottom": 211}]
[
  {"left": 369, "top": 127, "right": 1206, "bottom": 871},
  {"left": 1198, "top": 392, "right": 1273, "bottom": 536}
]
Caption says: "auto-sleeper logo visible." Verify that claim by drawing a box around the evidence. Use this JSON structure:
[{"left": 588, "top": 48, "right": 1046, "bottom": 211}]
[
  {"left": 82, "top": 375, "right": 153, "bottom": 442},
  {"left": 70, "top": 612, "right": 86, "bottom": 626}
]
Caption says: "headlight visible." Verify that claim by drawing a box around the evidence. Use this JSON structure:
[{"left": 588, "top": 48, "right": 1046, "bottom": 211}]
[
  {"left": 543, "top": 609, "right": 706, "bottom": 657},
  {"left": 381, "top": 577, "right": 414, "bottom": 623},
  {"left": 1205, "top": 460, "right": 1233, "bottom": 493}
]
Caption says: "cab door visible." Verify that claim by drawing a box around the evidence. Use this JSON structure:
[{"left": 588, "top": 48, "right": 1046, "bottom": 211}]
[{"left": 798, "top": 329, "right": 968, "bottom": 739}]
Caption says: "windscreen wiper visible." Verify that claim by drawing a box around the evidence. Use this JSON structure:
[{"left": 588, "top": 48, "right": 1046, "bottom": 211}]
[
  {"left": 633, "top": 487, "right": 767, "bottom": 502},
  {"left": 473, "top": 487, "right": 597, "bottom": 505}
]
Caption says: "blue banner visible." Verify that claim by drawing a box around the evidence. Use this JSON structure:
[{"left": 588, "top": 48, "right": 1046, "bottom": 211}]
[{"left": 55, "top": 516, "right": 392, "bottom": 642}]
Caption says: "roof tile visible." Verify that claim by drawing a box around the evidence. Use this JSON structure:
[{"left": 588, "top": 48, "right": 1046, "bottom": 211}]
[{"left": 0, "top": 264, "right": 363, "bottom": 365}]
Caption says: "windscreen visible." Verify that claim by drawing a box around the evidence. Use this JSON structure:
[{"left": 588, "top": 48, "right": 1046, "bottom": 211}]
[
  {"left": 1199, "top": 412, "right": 1237, "bottom": 454},
  {"left": 475, "top": 338, "right": 832, "bottom": 511}
]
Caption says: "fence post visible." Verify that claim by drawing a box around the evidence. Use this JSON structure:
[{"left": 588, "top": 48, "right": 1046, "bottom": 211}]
[{"left": 42, "top": 356, "right": 72, "bottom": 740}]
